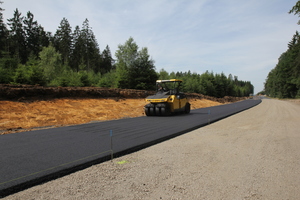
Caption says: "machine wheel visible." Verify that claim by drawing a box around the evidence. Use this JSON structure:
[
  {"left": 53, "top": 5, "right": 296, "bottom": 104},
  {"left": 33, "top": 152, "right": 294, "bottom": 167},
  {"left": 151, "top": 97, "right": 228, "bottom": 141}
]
[
  {"left": 155, "top": 106, "right": 161, "bottom": 116},
  {"left": 145, "top": 104, "right": 155, "bottom": 116},
  {"left": 145, "top": 103, "right": 172, "bottom": 116},
  {"left": 145, "top": 107, "right": 150, "bottom": 116},
  {"left": 149, "top": 107, "right": 155, "bottom": 116},
  {"left": 160, "top": 107, "right": 166, "bottom": 115},
  {"left": 160, "top": 104, "right": 171, "bottom": 116},
  {"left": 185, "top": 103, "right": 191, "bottom": 114}
]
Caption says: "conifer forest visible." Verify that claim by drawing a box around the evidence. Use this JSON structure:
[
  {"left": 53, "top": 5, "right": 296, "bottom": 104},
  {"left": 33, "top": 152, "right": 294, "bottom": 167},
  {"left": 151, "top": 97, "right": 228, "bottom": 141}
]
[{"left": 0, "top": 1, "right": 255, "bottom": 97}]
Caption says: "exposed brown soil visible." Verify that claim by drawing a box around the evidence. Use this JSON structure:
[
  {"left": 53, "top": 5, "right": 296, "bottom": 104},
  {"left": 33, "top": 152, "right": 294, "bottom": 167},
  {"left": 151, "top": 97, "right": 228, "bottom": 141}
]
[{"left": 0, "top": 84, "right": 246, "bottom": 135}]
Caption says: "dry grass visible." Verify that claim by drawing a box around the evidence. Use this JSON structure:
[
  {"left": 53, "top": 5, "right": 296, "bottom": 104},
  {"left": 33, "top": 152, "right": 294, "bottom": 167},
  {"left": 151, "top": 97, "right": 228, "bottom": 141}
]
[{"left": 0, "top": 98, "right": 221, "bottom": 134}]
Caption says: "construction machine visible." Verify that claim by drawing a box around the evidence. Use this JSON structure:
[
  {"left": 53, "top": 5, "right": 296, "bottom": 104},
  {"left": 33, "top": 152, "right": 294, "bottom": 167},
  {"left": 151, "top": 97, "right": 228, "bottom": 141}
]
[{"left": 144, "top": 79, "right": 191, "bottom": 116}]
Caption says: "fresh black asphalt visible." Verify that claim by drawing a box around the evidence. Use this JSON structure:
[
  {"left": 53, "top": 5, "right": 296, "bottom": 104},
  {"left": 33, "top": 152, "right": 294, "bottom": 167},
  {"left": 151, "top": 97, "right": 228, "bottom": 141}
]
[{"left": 0, "top": 99, "right": 261, "bottom": 197}]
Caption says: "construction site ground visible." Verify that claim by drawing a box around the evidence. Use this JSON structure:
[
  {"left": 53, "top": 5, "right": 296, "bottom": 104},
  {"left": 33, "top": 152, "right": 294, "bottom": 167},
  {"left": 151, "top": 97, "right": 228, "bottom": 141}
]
[
  {"left": 3, "top": 98, "right": 300, "bottom": 199},
  {"left": 0, "top": 84, "right": 245, "bottom": 135},
  {"left": 0, "top": 98, "right": 222, "bottom": 135}
]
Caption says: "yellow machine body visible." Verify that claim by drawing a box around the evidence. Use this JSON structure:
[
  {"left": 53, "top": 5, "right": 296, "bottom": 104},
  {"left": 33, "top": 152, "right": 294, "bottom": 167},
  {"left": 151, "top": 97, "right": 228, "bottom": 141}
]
[{"left": 144, "top": 79, "right": 190, "bottom": 116}]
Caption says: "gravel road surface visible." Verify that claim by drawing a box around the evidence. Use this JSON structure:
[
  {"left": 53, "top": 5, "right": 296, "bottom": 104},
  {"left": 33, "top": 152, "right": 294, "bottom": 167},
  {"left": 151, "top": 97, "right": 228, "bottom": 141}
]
[{"left": 4, "top": 99, "right": 300, "bottom": 200}]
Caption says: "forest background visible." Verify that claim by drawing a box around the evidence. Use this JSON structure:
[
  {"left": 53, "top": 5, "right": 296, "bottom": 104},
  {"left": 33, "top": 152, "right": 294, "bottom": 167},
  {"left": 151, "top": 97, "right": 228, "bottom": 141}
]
[
  {"left": 264, "top": 1, "right": 300, "bottom": 98},
  {"left": 0, "top": 1, "right": 255, "bottom": 98}
]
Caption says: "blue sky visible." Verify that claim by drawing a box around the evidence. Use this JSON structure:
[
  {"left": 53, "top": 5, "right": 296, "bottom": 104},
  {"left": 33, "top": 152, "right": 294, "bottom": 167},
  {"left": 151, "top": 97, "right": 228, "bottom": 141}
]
[{"left": 2, "top": 0, "right": 299, "bottom": 93}]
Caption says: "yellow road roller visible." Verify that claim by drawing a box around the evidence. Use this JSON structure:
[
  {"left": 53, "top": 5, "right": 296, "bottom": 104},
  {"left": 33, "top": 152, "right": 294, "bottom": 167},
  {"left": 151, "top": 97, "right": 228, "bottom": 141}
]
[{"left": 144, "top": 79, "right": 191, "bottom": 116}]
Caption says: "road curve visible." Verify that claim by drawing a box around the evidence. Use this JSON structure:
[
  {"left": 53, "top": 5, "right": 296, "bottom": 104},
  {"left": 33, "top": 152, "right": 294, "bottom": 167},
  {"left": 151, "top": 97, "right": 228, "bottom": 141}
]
[{"left": 0, "top": 99, "right": 261, "bottom": 197}]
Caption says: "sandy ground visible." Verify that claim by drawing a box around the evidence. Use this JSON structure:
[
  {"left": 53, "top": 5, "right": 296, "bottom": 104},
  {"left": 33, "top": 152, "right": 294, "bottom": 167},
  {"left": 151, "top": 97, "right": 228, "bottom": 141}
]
[
  {"left": 3, "top": 99, "right": 300, "bottom": 199},
  {"left": 0, "top": 98, "right": 221, "bottom": 134}
]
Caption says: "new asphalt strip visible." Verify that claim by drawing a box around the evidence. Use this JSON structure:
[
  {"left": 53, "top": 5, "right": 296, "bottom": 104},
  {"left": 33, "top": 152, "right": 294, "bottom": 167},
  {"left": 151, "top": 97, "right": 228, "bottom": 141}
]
[{"left": 0, "top": 99, "right": 261, "bottom": 197}]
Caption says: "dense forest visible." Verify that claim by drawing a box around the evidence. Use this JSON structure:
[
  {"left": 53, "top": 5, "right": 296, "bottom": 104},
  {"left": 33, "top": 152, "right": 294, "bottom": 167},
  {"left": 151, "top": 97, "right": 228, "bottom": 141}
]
[
  {"left": 264, "top": 1, "right": 300, "bottom": 98},
  {"left": 0, "top": 1, "right": 253, "bottom": 97}
]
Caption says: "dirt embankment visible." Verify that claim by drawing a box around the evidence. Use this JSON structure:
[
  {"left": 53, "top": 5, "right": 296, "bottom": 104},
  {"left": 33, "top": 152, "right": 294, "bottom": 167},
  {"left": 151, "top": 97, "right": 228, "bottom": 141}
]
[
  {"left": 0, "top": 84, "right": 246, "bottom": 103},
  {"left": 0, "top": 84, "right": 247, "bottom": 135}
]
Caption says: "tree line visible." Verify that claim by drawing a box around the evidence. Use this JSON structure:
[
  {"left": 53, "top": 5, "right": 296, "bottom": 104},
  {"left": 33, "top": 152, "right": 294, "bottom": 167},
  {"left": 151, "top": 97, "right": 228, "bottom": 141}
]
[
  {"left": 0, "top": 2, "right": 253, "bottom": 97},
  {"left": 157, "top": 69, "right": 253, "bottom": 98},
  {"left": 264, "top": 1, "right": 300, "bottom": 98}
]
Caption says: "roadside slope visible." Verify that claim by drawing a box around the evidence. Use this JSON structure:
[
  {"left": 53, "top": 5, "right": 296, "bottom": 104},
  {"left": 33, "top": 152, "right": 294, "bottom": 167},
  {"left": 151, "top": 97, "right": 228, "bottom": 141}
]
[
  {"left": 4, "top": 99, "right": 300, "bottom": 199},
  {"left": 0, "top": 84, "right": 246, "bottom": 135},
  {"left": 0, "top": 98, "right": 222, "bottom": 134}
]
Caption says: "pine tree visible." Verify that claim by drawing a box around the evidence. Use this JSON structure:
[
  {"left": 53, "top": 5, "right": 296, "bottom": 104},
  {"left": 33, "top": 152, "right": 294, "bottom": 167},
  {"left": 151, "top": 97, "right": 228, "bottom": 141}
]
[
  {"left": 80, "top": 18, "right": 101, "bottom": 72},
  {"left": 0, "top": 1, "right": 15, "bottom": 83},
  {"left": 38, "top": 25, "right": 51, "bottom": 48},
  {"left": 0, "top": 1, "right": 8, "bottom": 58},
  {"left": 131, "top": 47, "right": 157, "bottom": 90},
  {"left": 54, "top": 18, "right": 73, "bottom": 65},
  {"left": 289, "top": 0, "right": 300, "bottom": 24},
  {"left": 7, "top": 8, "right": 27, "bottom": 64},
  {"left": 70, "top": 25, "right": 82, "bottom": 72},
  {"left": 23, "top": 11, "right": 41, "bottom": 58},
  {"left": 100, "top": 45, "right": 114, "bottom": 74}
]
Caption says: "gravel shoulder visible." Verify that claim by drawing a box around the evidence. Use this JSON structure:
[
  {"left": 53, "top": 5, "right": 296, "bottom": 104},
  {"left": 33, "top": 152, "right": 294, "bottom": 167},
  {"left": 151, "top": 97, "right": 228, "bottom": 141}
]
[{"left": 4, "top": 99, "right": 300, "bottom": 200}]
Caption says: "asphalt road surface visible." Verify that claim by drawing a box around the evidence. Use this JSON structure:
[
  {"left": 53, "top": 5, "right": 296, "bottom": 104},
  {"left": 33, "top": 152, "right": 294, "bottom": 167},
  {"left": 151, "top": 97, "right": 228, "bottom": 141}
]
[{"left": 0, "top": 99, "right": 261, "bottom": 197}]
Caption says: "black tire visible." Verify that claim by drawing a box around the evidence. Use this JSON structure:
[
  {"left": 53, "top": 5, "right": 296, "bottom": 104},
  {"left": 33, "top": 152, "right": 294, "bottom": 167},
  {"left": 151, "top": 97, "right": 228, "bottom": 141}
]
[
  {"left": 145, "top": 107, "right": 150, "bottom": 116},
  {"left": 185, "top": 103, "right": 191, "bottom": 114},
  {"left": 155, "top": 107, "right": 161, "bottom": 116},
  {"left": 149, "top": 107, "right": 155, "bottom": 116},
  {"left": 160, "top": 107, "right": 166, "bottom": 115},
  {"left": 164, "top": 106, "right": 171, "bottom": 116}
]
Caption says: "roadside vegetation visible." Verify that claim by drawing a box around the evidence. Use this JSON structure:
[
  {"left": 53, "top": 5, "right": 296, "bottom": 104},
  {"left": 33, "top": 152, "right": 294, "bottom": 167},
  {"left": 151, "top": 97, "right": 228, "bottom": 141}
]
[
  {"left": 264, "top": 1, "right": 300, "bottom": 98},
  {"left": 0, "top": 1, "right": 253, "bottom": 98}
]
